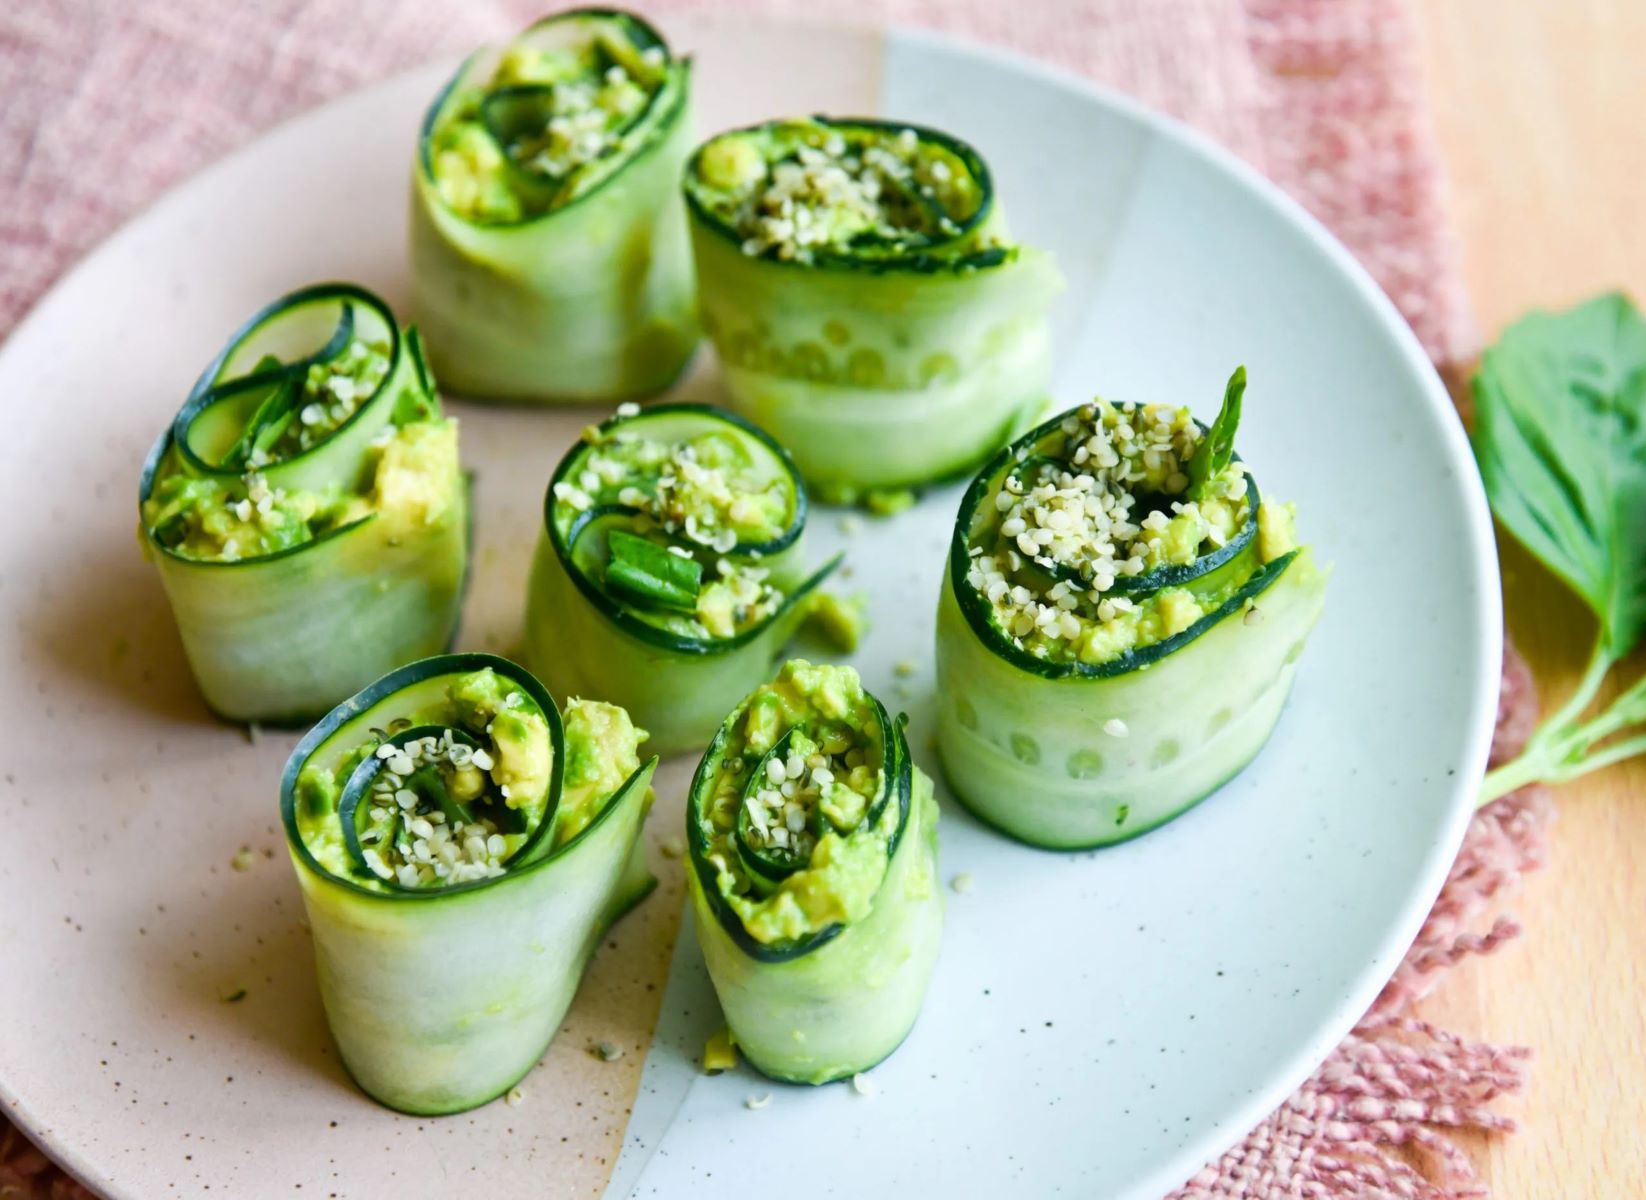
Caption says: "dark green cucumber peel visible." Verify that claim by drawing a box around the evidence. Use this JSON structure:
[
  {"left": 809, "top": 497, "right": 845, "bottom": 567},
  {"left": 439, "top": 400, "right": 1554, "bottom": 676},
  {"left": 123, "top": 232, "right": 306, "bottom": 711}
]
[
  {"left": 168, "top": 284, "right": 401, "bottom": 480},
  {"left": 685, "top": 694, "right": 911, "bottom": 963},
  {"left": 950, "top": 402, "right": 1282, "bottom": 681},
  {"left": 203, "top": 308, "right": 355, "bottom": 474},
  {"left": 155, "top": 472, "right": 473, "bottom": 732},
  {"left": 418, "top": 7, "right": 689, "bottom": 230},
  {"left": 138, "top": 283, "right": 419, "bottom": 570},
  {"left": 545, "top": 403, "right": 841, "bottom": 655},
  {"left": 683, "top": 116, "right": 1006, "bottom": 277},
  {"left": 281, "top": 653, "right": 660, "bottom": 904}
]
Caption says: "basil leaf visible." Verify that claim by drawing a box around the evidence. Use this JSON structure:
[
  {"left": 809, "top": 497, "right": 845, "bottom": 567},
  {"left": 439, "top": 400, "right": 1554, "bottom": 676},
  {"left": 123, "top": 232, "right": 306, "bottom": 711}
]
[
  {"left": 605, "top": 529, "right": 703, "bottom": 611},
  {"left": 1472, "top": 292, "right": 1646, "bottom": 656},
  {"left": 1188, "top": 365, "right": 1245, "bottom": 500}
]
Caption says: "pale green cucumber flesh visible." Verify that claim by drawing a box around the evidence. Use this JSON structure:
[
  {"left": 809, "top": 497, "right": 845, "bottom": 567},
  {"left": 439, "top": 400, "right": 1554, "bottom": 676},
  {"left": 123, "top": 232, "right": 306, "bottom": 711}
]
[{"left": 934, "top": 550, "right": 1328, "bottom": 849}]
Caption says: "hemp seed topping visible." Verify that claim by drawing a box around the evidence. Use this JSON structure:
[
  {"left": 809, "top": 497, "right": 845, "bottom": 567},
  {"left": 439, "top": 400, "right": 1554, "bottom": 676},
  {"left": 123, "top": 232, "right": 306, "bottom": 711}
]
[{"left": 964, "top": 399, "right": 1250, "bottom": 665}]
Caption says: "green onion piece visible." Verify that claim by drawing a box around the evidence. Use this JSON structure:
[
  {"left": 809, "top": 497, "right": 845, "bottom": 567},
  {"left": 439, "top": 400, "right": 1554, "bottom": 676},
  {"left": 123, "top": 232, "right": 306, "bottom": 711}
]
[
  {"left": 407, "top": 763, "right": 473, "bottom": 826},
  {"left": 605, "top": 529, "right": 702, "bottom": 611}
]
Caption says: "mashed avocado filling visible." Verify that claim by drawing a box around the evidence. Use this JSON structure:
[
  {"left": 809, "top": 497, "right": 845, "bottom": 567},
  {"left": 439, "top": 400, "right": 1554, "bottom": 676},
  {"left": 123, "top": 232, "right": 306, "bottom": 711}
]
[
  {"left": 141, "top": 329, "right": 457, "bottom": 565},
  {"left": 962, "top": 391, "right": 1296, "bottom": 667},
  {"left": 428, "top": 15, "right": 676, "bottom": 224},
  {"left": 694, "top": 661, "right": 895, "bottom": 945},
  {"left": 144, "top": 419, "right": 459, "bottom": 563},
  {"left": 551, "top": 407, "right": 805, "bottom": 641},
  {"left": 294, "top": 667, "right": 645, "bottom": 891}
]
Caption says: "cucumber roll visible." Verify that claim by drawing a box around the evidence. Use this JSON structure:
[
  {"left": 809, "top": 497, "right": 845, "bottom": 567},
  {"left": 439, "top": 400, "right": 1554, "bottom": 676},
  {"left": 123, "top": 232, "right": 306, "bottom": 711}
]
[
  {"left": 935, "top": 369, "right": 1329, "bottom": 849},
  {"left": 411, "top": 8, "right": 698, "bottom": 404},
  {"left": 526, "top": 403, "right": 842, "bottom": 755},
  {"left": 281, "top": 653, "right": 658, "bottom": 1115},
  {"left": 138, "top": 283, "right": 468, "bottom": 724},
  {"left": 682, "top": 116, "right": 1061, "bottom": 500},
  {"left": 686, "top": 660, "right": 942, "bottom": 1083}
]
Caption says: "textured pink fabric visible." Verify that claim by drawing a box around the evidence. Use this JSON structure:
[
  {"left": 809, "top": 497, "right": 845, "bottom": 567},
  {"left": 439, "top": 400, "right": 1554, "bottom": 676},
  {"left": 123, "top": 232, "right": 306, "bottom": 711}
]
[{"left": 0, "top": 2, "right": 1542, "bottom": 1198}]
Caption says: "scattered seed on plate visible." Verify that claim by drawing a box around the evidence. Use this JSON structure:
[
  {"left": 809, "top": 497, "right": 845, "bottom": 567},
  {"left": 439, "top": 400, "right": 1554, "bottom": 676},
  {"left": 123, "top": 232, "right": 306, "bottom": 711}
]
[
  {"left": 591, "top": 1041, "right": 624, "bottom": 1062},
  {"left": 505, "top": 1087, "right": 525, "bottom": 1107},
  {"left": 745, "top": 1093, "right": 772, "bottom": 1110},
  {"left": 850, "top": 1072, "right": 877, "bottom": 1098},
  {"left": 231, "top": 848, "right": 257, "bottom": 872},
  {"left": 951, "top": 872, "right": 976, "bottom": 895},
  {"left": 660, "top": 836, "right": 686, "bottom": 859}
]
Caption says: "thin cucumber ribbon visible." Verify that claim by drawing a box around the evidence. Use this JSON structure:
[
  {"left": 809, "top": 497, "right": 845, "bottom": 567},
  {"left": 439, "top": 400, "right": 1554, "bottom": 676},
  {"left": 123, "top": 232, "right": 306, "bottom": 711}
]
[
  {"left": 526, "top": 403, "right": 841, "bottom": 755},
  {"left": 682, "top": 116, "right": 1062, "bottom": 497},
  {"left": 935, "top": 386, "right": 1328, "bottom": 850},
  {"left": 685, "top": 668, "right": 942, "bottom": 1084},
  {"left": 281, "top": 653, "right": 658, "bottom": 1115},
  {"left": 410, "top": 8, "right": 699, "bottom": 404},
  {"left": 137, "top": 283, "right": 467, "bottom": 724}
]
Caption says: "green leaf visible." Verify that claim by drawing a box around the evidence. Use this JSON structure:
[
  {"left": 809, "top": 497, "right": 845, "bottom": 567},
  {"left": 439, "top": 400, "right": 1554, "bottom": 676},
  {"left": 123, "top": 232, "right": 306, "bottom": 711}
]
[
  {"left": 217, "top": 355, "right": 291, "bottom": 471},
  {"left": 605, "top": 529, "right": 703, "bottom": 611},
  {"left": 1187, "top": 366, "right": 1245, "bottom": 499},
  {"left": 1472, "top": 292, "right": 1646, "bottom": 656}
]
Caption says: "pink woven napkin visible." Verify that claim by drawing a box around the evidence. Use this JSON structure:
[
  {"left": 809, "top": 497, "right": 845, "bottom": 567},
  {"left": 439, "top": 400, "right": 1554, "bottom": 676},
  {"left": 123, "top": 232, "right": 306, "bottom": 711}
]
[{"left": 0, "top": 2, "right": 1547, "bottom": 1197}]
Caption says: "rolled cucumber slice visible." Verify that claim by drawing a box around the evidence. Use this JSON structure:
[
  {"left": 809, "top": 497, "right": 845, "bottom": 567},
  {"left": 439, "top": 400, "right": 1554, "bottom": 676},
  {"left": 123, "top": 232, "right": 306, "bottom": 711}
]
[
  {"left": 526, "top": 403, "right": 841, "bottom": 755},
  {"left": 410, "top": 8, "right": 699, "bottom": 404},
  {"left": 138, "top": 283, "right": 468, "bottom": 724},
  {"left": 281, "top": 653, "right": 658, "bottom": 1115},
  {"left": 687, "top": 661, "right": 942, "bottom": 1083},
  {"left": 935, "top": 372, "right": 1329, "bottom": 849},
  {"left": 682, "top": 116, "right": 1062, "bottom": 496}
]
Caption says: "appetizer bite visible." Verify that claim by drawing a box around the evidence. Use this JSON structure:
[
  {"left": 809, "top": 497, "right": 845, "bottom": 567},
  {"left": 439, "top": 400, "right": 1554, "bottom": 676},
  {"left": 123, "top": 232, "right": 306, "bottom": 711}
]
[
  {"left": 138, "top": 283, "right": 467, "bottom": 724},
  {"left": 411, "top": 8, "right": 698, "bottom": 403},
  {"left": 935, "top": 369, "right": 1328, "bottom": 848},
  {"left": 526, "top": 403, "right": 843, "bottom": 755},
  {"left": 282, "top": 653, "right": 657, "bottom": 1114},
  {"left": 687, "top": 661, "right": 941, "bottom": 1083},
  {"left": 683, "top": 116, "right": 1061, "bottom": 503}
]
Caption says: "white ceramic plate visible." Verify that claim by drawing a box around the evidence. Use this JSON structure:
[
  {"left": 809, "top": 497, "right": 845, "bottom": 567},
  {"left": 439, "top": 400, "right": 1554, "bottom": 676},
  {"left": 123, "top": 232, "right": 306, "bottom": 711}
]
[{"left": 0, "top": 16, "right": 1499, "bottom": 1200}]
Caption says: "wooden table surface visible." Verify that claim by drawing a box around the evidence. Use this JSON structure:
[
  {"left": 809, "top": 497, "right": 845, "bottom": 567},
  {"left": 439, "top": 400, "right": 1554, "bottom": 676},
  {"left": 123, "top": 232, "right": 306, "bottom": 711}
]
[{"left": 1411, "top": 1, "right": 1646, "bottom": 1191}]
